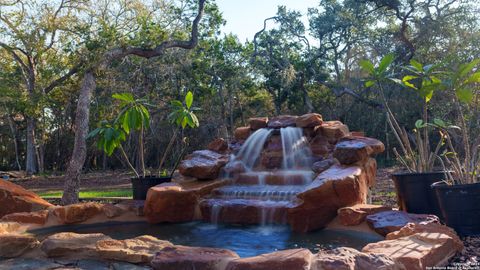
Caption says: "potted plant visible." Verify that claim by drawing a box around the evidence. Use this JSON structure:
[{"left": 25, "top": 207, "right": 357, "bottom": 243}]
[
  {"left": 431, "top": 59, "right": 480, "bottom": 236},
  {"left": 361, "top": 54, "right": 445, "bottom": 217},
  {"left": 88, "top": 91, "right": 199, "bottom": 200}
]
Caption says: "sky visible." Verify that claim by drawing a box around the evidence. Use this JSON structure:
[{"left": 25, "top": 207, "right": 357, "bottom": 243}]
[{"left": 216, "top": 0, "right": 319, "bottom": 42}]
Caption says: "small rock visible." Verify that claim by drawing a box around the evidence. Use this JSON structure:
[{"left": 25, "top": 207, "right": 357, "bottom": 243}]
[
  {"left": 96, "top": 235, "right": 173, "bottom": 263},
  {"left": 52, "top": 202, "right": 103, "bottom": 224},
  {"left": 337, "top": 204, "right": 392, "bottom": 226},
  {"left": 0, "top": 233, "right": 39, "bottom": 258},
  {"left": 366, "top": 210, "right": 440, "bottom": 236},
  {"left": 1, "top": 210, "right": 49, "bottom": 225},
  {"left": 207, "top": 138, "right": 229, "bottom": 153},
  {"left": 226, "top": 248, "right": 312, "bottom": 270},
  {"left": 312, "top": 159, "right": 336, "bottom": 174},
  {"left": 151, "top": 245, "right": 239, "bottom": 270},
  {"left": 318, "top": 121, "right": 350, "bottom": 140},
  {"left": 267, "top": 115, "right": 298, "bottom": 128},
  {"left": 234, "top": 127, "right": 251, "bottom": 140},
  {"left": 296, "top": 113, "right": 323, "bottom": 128},
  {"left": 249, "top": 117, "right": 268, "bottom": 130},
  {"left": 40, "top": 232, "right": 111, "bottom": 258},
  {"left": 102, "top": 204, "right": 124, "bottom": 218}
]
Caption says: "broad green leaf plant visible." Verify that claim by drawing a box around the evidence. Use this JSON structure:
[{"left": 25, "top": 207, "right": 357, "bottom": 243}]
[
  {"left": 361, "top": 54, "right": 444, "bottom": 172},
  {"left": 158, "top": 91, "right": 200, "bottom": 176},
  {"left": 435, "top": 59, "right": 480, "bottom": 184},
  {"left": 88, "top": 93, "right": 150, "bottom": 178}
]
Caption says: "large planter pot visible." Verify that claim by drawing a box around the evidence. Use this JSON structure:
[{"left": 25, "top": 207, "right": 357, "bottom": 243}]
[
  {"left": 432, "top": 181, "right": 480, "bottom": 236},
  {"left": 391, "top": 171, "right": 445, "bottom": 219},
  {"left": 131, "top": 176, "right": 172, "bottom": 200}
]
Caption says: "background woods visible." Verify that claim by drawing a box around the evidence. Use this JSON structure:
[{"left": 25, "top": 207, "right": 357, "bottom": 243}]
[{"left": 1, "top": 0, "right": 480, "bottom": 175}]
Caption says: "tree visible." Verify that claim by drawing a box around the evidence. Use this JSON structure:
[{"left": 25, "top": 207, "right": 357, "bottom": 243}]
[
  {"left": 0, "top": 0, "right": 87, "bottom": 174},
  {"left": 61, "top": 0, "right": 207, "bottom": 205}
]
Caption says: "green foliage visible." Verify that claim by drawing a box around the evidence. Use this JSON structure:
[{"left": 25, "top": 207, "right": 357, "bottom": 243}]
[{"left": 168, "top": 91, "right": 200, "bottom": 129}]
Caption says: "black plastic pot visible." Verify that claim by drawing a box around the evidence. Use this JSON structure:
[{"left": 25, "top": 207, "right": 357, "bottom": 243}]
[
  {"left": 391, "top": 171, "right": 446, "bottom": 219},
  {"left": 131, "top": 176, "right": 172, "bottom": 200},
  {"left": 432, "top": 181, "right": 480, "bottom": 236}
]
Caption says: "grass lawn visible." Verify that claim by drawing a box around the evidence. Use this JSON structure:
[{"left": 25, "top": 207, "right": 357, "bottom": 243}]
[{"left": 37, "top": 188, "right": 132, "bottom": 199}]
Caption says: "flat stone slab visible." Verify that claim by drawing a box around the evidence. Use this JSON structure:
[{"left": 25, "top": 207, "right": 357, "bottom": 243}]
[
  {"left": 337, "top": 204, "right": 392, "bottom": 226},
  {"left": 366, "top": 210, "right": 439, "bottom": 236},
  {"left": 226, "top": 248, "right": 312, "bottom": 270},
  {"left": 363, "top": 232, "right": 459, "bottom": 270},
  {"left": 333, "top": 136, "right": 385, "bottom": 165},
  {"left": 0, "top": 258, "right": 61, "bottom": 270}
]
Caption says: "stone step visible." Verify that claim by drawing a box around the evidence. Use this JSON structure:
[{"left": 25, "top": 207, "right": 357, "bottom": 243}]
[
  {"left": 211, "top": 185, "right": 304, "bottom": 201},
  {"left": 199, "top": 198, "right": 296, "bottom": 225},
  {"left": 235, "top": 170, "right": 313, "bottom": 185}
]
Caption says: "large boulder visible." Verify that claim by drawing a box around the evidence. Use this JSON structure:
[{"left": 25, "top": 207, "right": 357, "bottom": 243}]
[
  {"left": 334, "top": 136, "right": 385, "bottom": 165},
  {"left": 296, "top": 113, "right": 323, "bottom": 128},
  {"left": 0, "top": 179, "right": 53, "bottom": 217},
  {"left": 0, "top": 233, "right": 39, "bottom": 258},
  {"left": 249, "top": 117, "right": 268, "bottom": 130},
  {"left": 178, "top": 150, "right": 229, "bottom": 180},
  {"left": 151, "top": 245, "right": 239, "bottom": 270},
  {"left": 144, "top": 181, "right": 225, "bottom": 224},
  {"left": 1, "top": 210, "right": 49, "bottom": 225},
  {"left": 288, "top": 163, "right": 373, "bottom": 232},
  {"left": 366, "top": 210, "right": 440, "bottom": 236},
  {"left": 52, "top": 202, "right": 103, "bottom": 224},
  {"left": 311, "top": 247, "right": 397, "bottom": 270},
  {"left": 40, "top": 232, "right": 111, "bottom": 258},
  {"left": 96, "top": 235, "right": 173, "bottom": 263},
  {"left": 226, "top": 248, "right": 312, "bottom": 270},
  {"left": 144, "top": 183, "right": 198, "bottom": 224},
  {"left": 267, "top": 115, "right": 298, "bottom": 128},
  {"left": 337, "top": 204, "right": 392, "bottom": 226},
  {"left": 386, "top": 222, "right": 463, "bottom": 251},
  {"left": 363, "top": 232, "right": 459, "bottom": 270}
]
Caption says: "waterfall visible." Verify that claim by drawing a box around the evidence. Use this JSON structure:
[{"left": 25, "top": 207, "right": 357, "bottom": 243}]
[
  {"left": 230, "top": 128, "right": 273, "bottom": 171},
  {"left": 280, "top": 127, "right": 313, "bottom": 170}
]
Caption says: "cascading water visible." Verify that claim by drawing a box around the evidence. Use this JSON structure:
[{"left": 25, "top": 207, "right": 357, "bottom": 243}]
[{"left": 207, "top": 126, "right": 314, "bottom": 225}]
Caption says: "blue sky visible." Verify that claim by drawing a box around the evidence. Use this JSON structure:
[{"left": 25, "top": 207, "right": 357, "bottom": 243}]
[{"left": 216, "top": 0, "right": 319, "bottom": 42}]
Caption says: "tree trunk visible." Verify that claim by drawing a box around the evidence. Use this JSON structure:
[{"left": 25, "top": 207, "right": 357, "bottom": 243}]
[
  {"left": 61, "top": 71, "right": 95, "bottom": 205},
  {"left": 25, "top": 117, "right": 37, "bottom": 175}
]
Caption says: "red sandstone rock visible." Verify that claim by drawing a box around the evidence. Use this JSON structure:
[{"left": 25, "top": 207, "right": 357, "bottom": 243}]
[
  {"left": 0, "top": 222, "right": 23, "bottom": 234},
  {"left": 337, "top": 204, "right": 392, "bottom": 226},
  {"left": 234, "top": 126, "right": 251, "bottom": 140},
  {"left": 0, "top": 233, "right": 39, "bottom": 258},
  {"left": 178, "top": 150, "right": 229, "bottom": 180},
  {"left": 144, "top": 183, "right": 198, "bottom": 224},
  {"left": 261, "top": 151, "right": 283, "bottom": 169},
  {"left": 312, "top": 247, "right": 397, "bottom": 270},
  {"left": 296, "top": 113, "right": 323, "bottom": 128},
  {"left": 309, "top": 135, "right": 334, "bottom": 157},
  {"left": 362, "top": 232, "right": 459, "bottom": 270},
  {"left": 361, "top": 158, "right": 378, "bottom": 186},
  {"left": 249, "top": 117, "right": 269, "bottom": 130},
  {"left": 333, "top": 136, "right": 385, "bottom": 165},
  {"left": 207, "top": 138, "right": 229, "bottom": 153},
  {"left": 0, "top": 179, "right": 53, "bottom": 218},
  {"left": 312, "top": 158, "right": 336, "bottom": 174},
  {"left": 96, "top": 235, "right": 173, "bottom": 263},
  {"left": 267, "top": 115, "right": 298, "bottom": 128},
  {"left": 1, "top": 210, "right": 49, "bottom": 225},
  {"left": 40, "top": 232, "right": 111, "bottom": 258},
  {"left": 226, "top": 248, "right": 312, "bottom": 270},
  {"left": 151, "top": 245, "right": 239, "bottom": 270},
  {"left": 366, "top": 210, "right": 440, "bottom": 236},
  {"left": 386, "top": 222, "right": 463, "bottom": 251},
  {"left": 288, "top": 163, "right": 374, "bottom": 232},
  {"left": 101, "top": 204, "right": 125, "bottom": 218},
  {"left": 265, "top": 135, "right": 282, "bottom": 151},
  {"left": 319, "top": 121, "right": 350, "bottom": 140},
  {"left": 52, "top": 202, "right": 103, "bottom": 224}
]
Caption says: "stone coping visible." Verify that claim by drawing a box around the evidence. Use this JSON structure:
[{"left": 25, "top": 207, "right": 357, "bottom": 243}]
[{"left": 0, "top": 203, "right": 464, "bottom": 270}]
